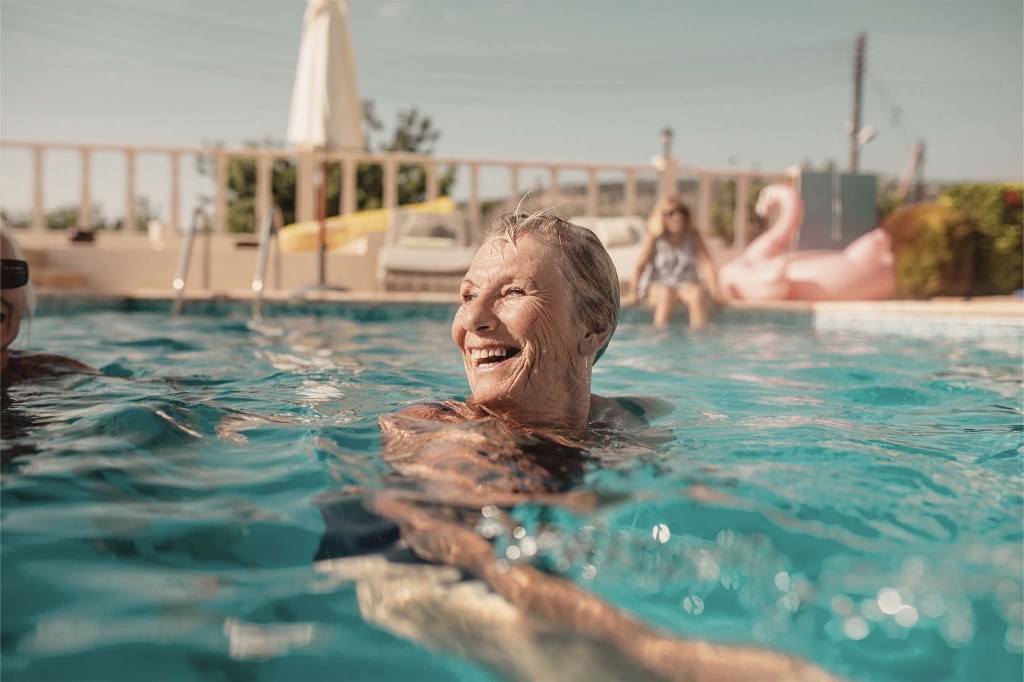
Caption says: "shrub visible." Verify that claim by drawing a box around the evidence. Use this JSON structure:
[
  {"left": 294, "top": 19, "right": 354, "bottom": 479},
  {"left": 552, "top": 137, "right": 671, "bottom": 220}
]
[
  {"left": 710, "top": 177, "right": 769, "bottom": 246},
  {"left": 881, "top": 203, "right": 978, "bottom": 298},
  {"left": 941, "top": 183, "right": 1023, "bottom": 295}
]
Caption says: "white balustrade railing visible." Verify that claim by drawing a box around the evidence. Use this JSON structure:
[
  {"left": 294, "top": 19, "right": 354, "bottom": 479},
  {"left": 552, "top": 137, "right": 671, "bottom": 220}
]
[{"left": 0, "top": 139, "right": 793, "bottom": 251}]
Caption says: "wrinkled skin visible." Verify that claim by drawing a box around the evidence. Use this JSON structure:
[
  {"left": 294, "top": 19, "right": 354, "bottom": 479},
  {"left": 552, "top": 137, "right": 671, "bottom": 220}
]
[
  {"left": 452, "top": 233, "right": 609, "bottom": 430},
  {"left": 719, "top": 184, "right": 895, "bottom": 302},
  {"left": 354, "top": 229, "right": 840, "bottom": 682}
]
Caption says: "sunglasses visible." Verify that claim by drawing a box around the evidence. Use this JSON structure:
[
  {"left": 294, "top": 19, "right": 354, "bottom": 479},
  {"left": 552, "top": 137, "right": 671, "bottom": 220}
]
[
  {"left": 663, "top": 208, "right": 686, "bottom": 218},
  {"left": 1, "top": 259, "right": 29, "bottom": 289}
]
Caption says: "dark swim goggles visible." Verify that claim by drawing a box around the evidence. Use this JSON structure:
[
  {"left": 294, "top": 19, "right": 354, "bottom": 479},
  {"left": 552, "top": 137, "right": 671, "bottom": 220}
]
[{"left": 1, "top": 259, "right": 29, "bottom": 289}]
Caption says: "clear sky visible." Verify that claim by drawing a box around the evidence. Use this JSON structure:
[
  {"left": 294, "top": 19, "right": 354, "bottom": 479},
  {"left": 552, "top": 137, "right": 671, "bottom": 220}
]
[{"left": 1, "top": 0, "right": 1021, "bottom": 223}]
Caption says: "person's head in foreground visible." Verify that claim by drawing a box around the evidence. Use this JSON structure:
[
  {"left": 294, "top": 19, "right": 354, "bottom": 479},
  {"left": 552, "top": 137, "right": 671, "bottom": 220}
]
[
  {"left": 1, "top": 230, "right": 35, "bottom": 375},
  {"left": 647, "top": 195, "right": 693, "bottom": 238},
  {"left": 453, "top": 211, "right": 620, "bottom": 431}
]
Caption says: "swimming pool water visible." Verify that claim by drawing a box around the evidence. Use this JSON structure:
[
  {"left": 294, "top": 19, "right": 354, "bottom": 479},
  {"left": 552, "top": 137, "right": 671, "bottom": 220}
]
[{"left": 2, "top": 306, "right": 1022, "bottom": 681}]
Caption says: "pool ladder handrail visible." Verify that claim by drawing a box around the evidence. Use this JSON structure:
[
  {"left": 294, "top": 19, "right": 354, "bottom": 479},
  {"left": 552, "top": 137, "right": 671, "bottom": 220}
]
[
  {"left": 172, "top": 207, "right": 211, "bottom": 315},
  {"left": 252, "top": 206, "right": 284, "bottom": 317}
]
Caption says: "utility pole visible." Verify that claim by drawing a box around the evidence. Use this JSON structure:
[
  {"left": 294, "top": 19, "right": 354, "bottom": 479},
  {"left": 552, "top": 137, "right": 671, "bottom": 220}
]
[
  {"left": 896, "top": 140, "right": 926, "bottom": 204},
  {"left": 849, "top": 32, "right": 866, "bottom": 173},
  {"left": 912, "top": 140, "right": 926, "bottom": 202}
]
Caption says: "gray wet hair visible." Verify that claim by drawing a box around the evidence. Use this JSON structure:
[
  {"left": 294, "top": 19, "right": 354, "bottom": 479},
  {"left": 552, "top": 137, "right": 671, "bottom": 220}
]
[{"left": 484, "top": 210, "right": 619, "bottom": 363}]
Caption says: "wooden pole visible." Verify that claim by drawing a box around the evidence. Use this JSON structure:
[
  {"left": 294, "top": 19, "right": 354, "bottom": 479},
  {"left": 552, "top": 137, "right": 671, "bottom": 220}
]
[
  {"left": 624, "top": 170, "right": 637, "bottom": 217},
  {"left": 849, "top": 32, "right": 866, "bottom": 173},
  {"left": 169, "top": 151, "right": 181, "bottom": 234},
  {"left": 214, "top": 151, "right": 228, "bottom": 234},
  {"left": 318, "top": 156, "right": 327, "bottom": 287},
  {"left": 78, "top": 147, "right": 92, "bottom": 230},
  {"left": 31, "top": 146, "right": 45, "bottom": 232},
  {"left": 125, "top": 150, "right": 137, "bottom": 232}
]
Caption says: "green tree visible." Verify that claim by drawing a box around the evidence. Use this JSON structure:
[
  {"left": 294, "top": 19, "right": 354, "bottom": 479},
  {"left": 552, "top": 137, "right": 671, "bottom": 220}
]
[
  {"left": 111, "top": 197, "right": 160, "bottom": 231},
  {"left": 3, "top": 200, "right": 157, "bottom": 232},
  {"left": 44, "top": 205, "right": 106, "bottom": 231},
  {"left": 1, "top": 210, "right": 30, "bottom": 229},
  {"left": 355, "top": 106, "right": 456, "bottom": 211},
  {"left": 199, "top": 102, "right": 456, "bottom": 233},
  {"left": 710, "top": 177, "right": 769, "bottom": 247}
]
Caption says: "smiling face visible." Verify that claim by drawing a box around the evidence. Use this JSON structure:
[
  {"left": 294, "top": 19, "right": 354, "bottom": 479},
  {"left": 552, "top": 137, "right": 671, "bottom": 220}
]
[{"left": 452, "top": 233, "right": 598, "bottom": 428}]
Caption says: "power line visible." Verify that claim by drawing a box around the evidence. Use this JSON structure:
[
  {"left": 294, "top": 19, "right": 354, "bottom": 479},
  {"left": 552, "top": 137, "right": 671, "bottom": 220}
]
[
  {"left": 4, "top": 3, "right": 849, "bottom": 91},
  {"left": 2, "top": 5, "right": 853, "bottom": 116},
  {"left": 4, "top": 11, "right": 847, "bottom": 101},
  {"left": 867, "top": 71, "right": 917, "bottom": 144},
  {"left": 2, "top": 14, "right": 294, "bottom": 85},
  {"left": 6, "top": 0, "right": 297, "bottom": 43},
  {"left": 11, "top": 1, "right": 298, "bottom": 68},
  {"left": 359, "top": 66, "right": 848, "bottom": 99},
  {"left": 360, "top": 39, "right": 851, "bottom": 73},
  {"left": 359, "top": 53, "right": 848, "bottom": 88},
  {"left": 365, "top": 77, "right": 845, "bottom": 111}
]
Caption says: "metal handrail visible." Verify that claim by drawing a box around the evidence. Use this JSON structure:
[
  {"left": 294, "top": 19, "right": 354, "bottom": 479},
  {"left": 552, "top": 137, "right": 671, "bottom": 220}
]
[
  {"left": 172, "top": 207, "right": 210, "bottom": 315},
  {"left": 251, "top": 206, "right": 283, "bottom": 317}
]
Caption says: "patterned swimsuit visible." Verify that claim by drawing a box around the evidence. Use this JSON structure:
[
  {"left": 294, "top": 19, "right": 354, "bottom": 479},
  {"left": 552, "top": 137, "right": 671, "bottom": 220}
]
[{"left": 637, "top": 232, "right": 702, "bottom": 301}]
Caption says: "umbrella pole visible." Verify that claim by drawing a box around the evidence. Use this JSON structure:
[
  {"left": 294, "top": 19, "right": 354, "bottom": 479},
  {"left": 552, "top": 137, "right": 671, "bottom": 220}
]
[{"left": 317, "top": 157, "right": 328, "bottom": 288}]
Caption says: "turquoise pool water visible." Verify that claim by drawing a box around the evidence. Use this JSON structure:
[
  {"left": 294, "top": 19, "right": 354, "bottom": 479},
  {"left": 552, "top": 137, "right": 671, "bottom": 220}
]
[{"left": 2, "top": 303, "right": 1022, "bottom": 681}]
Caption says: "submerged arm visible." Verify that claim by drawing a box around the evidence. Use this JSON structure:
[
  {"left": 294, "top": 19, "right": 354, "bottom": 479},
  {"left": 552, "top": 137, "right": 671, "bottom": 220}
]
[{"left": 367, "top": 493, "right": 839, "bottom": 682}]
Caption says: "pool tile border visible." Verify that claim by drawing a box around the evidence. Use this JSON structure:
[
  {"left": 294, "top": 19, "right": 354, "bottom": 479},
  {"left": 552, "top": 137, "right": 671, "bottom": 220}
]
[{"left": 33, "top": 292, "right": 1023, "bottom": 341}]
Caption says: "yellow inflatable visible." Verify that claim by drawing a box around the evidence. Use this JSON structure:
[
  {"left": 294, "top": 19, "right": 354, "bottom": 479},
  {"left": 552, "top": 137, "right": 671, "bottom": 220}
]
[{"left": 278, "top": 196, "right": 456, "bottom": 253}]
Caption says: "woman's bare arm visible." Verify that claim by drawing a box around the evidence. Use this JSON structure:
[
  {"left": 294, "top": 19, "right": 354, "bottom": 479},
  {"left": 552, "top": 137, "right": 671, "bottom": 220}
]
[
  {"left": 627, "top": 233, "right": 657, "bottom": 304},
  {"left": 367, "top": 493, "right": 839, "bottom": 682},
  {"left": 693, "top": 231, "right": 724, "bottom": 305}
]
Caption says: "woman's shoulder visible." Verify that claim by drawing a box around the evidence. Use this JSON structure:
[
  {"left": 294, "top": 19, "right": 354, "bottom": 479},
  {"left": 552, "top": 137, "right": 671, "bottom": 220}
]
[
  {"left": 397, "top": 400, "right": 475, "bottom": 422},
  {"left": 588, "top": 394, "right": 674, "bottom": 429},
  {"left": 22, "top": 351, "right": 92, "bottom": 369},
  {"left": 5, "top": 350, "right": 95, "bottom": 385},
  {"left": 380, "top": 400, "right": 479, "bottom": 431}
]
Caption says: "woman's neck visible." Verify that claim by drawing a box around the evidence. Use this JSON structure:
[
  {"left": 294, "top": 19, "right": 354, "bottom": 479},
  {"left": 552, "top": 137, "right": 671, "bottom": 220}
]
[
  {"left": 662, "top": 227, "right": 689, "bottom": 243},
  {"left": 470, "top": 377, "right": 593, "bottom": 434}
]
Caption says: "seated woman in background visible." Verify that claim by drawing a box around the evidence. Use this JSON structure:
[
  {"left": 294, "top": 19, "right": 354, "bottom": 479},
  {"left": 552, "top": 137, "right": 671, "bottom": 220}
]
[
  {"left": 1, "top": 230, "right": 92, "bottom": 388},
  {"left": 351, "top": 211, "right": 834, "bottom": 682},
  {"left": 627, "top": 196, "right": 723, "bottom": 329}
]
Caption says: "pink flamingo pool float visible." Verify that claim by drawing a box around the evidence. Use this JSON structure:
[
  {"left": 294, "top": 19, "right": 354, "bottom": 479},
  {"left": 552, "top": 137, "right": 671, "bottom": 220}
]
[{"left": 719, "top": 184, "right": 895, "bottom": 302}]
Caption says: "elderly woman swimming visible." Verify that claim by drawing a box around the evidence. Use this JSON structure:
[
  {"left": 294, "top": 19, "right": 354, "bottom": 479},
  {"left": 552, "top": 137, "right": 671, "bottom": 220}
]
[
  {"left": 350, "top": 212, "right": 837, "bottom": 682},
  {"left": 387, "top": 210, "right": 641, "bottom": 435}
]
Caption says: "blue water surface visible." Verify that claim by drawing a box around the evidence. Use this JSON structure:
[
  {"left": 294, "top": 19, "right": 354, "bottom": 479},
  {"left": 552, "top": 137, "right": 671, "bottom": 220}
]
[{"left": 2, "top": 305, "right": 1021, "bottom": 682}]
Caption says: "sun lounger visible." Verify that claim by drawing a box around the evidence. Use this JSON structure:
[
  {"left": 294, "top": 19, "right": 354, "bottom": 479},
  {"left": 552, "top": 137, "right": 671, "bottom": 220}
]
[
  {"left": 376, "top": 210, "right": 478, "bottom": 292},
  {"left": 568, "top": 215, "right": 646, "bottom": 284}
]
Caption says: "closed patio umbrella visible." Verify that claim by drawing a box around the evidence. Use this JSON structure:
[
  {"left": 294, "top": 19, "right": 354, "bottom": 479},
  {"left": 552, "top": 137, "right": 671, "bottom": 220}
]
[{"left": 287, "top": 0, "right": 364, "bottom": 290}]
